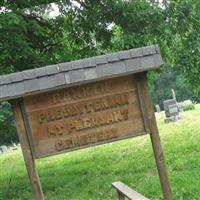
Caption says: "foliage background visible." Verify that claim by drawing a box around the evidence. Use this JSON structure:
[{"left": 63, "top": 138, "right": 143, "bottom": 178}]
[{"left": 0, "top": 0, "right": 200, "bottom": 144}]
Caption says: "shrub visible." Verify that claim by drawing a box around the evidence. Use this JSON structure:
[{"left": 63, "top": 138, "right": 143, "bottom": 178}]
[
  {"left": 0, "top": 102, "right": 18, "bottom": 145},
  {"left": 183, "top": 104, "right": 195, "bottom": 111}
]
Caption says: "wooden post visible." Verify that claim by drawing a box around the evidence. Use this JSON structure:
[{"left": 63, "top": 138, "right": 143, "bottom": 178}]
[
  {"left": 137, "top": 73, "right": 173, "bottom": 200},
  {"left": 117, "top": 191, "right": 125, "bottom": 200},
  {"left": 11, "top": 100, "right": 44, "bottom": 200}
]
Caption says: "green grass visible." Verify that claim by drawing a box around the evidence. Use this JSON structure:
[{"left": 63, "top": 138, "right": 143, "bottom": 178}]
[
  {"left": 183, "top": 104, "right": 195, "bottom": 111},
  {"left": 1, "top": 105, "right": 200, "bottom": 200}
]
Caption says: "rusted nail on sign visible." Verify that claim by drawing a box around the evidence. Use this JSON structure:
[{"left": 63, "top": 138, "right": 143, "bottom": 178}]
[{"left": 0, "top": 45, "right": 173, "bottom": 200}]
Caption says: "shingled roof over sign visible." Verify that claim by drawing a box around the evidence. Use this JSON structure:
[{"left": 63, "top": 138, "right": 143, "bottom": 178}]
[{"left": 0, "top": 45, "right": 163, "bottom": 101}]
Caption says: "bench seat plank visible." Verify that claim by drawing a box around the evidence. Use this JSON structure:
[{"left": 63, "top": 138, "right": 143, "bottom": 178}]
[{"left": 112, "top": 182, "right": 149, "bottom": 200}]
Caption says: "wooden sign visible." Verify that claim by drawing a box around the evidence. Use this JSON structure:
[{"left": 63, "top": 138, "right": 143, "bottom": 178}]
[
  {"left": 22, "top": 76, "right": 146, "bottom": 158},
  {"left": 0, "top": 45, "right": 172, "bottom": 200}
]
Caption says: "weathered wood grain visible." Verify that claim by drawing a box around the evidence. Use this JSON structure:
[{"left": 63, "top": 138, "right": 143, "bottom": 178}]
[
  {"left": 23, "top": 76, "right": 146, "bottom": 158},
  {"left": 137, "top": 73, "right": 173, "bottom": 200},
  {"left": 112, "top": 182, "right": 149, "bottom": 200},
  {"left": 11, "top": 101, "right": 44, "bottom": 200}
]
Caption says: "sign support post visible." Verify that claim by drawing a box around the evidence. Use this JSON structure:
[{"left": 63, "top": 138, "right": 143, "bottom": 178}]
[
  {"left": 137, "top": 73, "right": 172, "bottom": 200},
  {"left": 12, "top": 101, "right": 44, "bottom": 200}
]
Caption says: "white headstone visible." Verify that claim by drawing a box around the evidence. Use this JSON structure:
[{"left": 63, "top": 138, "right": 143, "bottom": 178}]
[
  {"left": 12, "top": 143, "right": 18, "bottom": 151},
  {"left": 155, "top": 104, "right": 161, "bottom": 113},
  {"left": 0, "top": 145, "right": 8, "bottom": 154}
]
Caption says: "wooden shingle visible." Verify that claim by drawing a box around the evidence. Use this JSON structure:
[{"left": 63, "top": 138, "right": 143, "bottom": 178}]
[
  {"left": 35, "top": 67, "right": 46, "bottom": 77},
  {"left": 95, "top": 55, "right": 108, "bottom": 65},
  {"left": 24, "top": 79, "right": 40, "bottom": 93},
  {"left": 59, "top": 62, "right": 72, "bottom": 72},
  {"left": 69, "top": 69, "right": 85, "bottom": 83},
  {"left": 0, "top": 45, "right": 163, "bottom": 101},
  {"left": 129, "top": 48, "right": 143, "bottom": 58},
  {"left": 142, "top": 45, "right": 157, "bottom": 55},
  {"left": 82, "top": 57, "right": 96, "bottom": 67},
  {"left": 22, "top": 69, "right": 36, "bottom": 80},
  {"left": 9, "top": 72, "right": 23, "bottom": 83},
  {"left": 0, "top": 75, "right": 11, "bottom": 85},
  {"left": 46, "top": 65, "right": 59, "bottom": 75},
  {"left": 118, "top": 50, "right": 131, "bottom": 60},
  {"left": 84, "top": 68, "right": 97, "bottom": 80},
  {"left": 106, "top": 52, "right": 119, "bottom": 62},
  {"left": 71, "top": 60, "right": 84, "bottom": 70}
]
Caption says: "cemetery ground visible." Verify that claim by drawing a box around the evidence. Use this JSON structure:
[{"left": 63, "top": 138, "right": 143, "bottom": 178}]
[{"left": 0, "top": 105, "right": 200, "bottom": 200}]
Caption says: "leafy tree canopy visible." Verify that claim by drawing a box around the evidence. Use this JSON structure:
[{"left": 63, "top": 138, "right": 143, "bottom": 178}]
[{"left": 1, "top": 0, "right": 199, "bottom": 90}]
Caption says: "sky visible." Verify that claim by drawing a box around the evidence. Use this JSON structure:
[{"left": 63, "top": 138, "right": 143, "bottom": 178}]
[
  {"left": 49, "top": 3, "right": 60, "bottom": 17},
  {"left": 49, "top": 1, "right": 81, "bottom": 18}
]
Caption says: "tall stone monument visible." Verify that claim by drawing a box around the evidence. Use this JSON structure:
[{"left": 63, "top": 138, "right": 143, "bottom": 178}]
[{"left": 163, "top": 89, "right": 180, "bottom": 123}]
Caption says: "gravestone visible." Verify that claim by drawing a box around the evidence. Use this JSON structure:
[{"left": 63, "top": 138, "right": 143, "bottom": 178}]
[
  {"left": 155, "top": 104, "right": 161, "bottom": 113},
  {"left": 163, "top": 99, "right": 180, "bottom": 123},
  {"left": 178, "top": 103, "right": 183, "bottom": 112},
  {"left": 172, "top": 89, "right": 176, "bottom": 101},
  {"left": 12, "top": 143, "right": 18, "bottom": 151},
  {"left": 0, "top": 45, "right": 172, "bottom": 200},
  {"left": 0, "top": 145, "right": 8, "bottom": 154},
  {"left": 181, "top": 99, "right": 193, "bottom": 106}
]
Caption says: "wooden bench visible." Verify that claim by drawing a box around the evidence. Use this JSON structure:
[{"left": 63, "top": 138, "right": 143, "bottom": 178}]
[{"left": 112, "top": 182, "right": 149, "bottom": 200}]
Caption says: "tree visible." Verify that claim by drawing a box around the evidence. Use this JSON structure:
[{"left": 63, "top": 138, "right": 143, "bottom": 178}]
[
  {"left": 163, "top": 0, "right": 200, "bottom": 93},
  {"left": 0, "top": 102, "right": 17, "bottom": 144},
  {"left": 148, "top": 65, "right": 200, "bottom": 110},
  {"left": 55, "top": 0, "right": 200, "bottom": 92},
  {"left": 0, "top": 5, "right": 66, "bottom": 74}
]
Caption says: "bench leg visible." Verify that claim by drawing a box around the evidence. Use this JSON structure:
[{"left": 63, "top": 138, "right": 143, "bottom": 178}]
[{"left": 117, "top": 191, "right": 125, "bottom": 200}]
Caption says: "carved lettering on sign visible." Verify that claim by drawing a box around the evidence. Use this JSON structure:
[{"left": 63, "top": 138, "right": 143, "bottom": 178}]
[
  {"left": 23, "top": 76, "right": 146, "bottom": 158},
  {"left": 38, "top": 94, "right": 129, "bottom": 124},
  {"left": 66, "top": 109, "right": 129, "bottom": 133},
  {"left": 47, "top": 109, "right": 129, "bottom": 138},
  {"left": 48, "top": 124, "right": 64, "bottom": 138},
  {"left": 55, "top": 128, "right": 118, "bottom": 151},
  {"left": 52, "top": 82, "right": 108, "bottom": 104}
]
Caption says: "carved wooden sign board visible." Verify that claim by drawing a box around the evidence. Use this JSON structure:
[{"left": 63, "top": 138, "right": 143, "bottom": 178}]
[
  {"left": 0, "top": 45, "right": 173, "bottom": 200},
  {"left": 24, "top": 75, "right": 145, "bottom": 158}
]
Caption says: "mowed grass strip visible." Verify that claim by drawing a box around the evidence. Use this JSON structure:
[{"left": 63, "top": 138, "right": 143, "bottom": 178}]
[{"left": 0, "top": 105, "right": 200, "bottom": 200}]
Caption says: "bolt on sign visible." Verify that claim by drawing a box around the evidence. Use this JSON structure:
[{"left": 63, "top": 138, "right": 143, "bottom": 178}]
[{"left": 0, "top": 45, "right": 173, "bottom": 200}]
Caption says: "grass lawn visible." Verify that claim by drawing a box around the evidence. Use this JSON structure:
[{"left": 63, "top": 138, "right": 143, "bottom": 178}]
[{"left": 0, "top": 104, "right": 200, "bottom": 200}]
